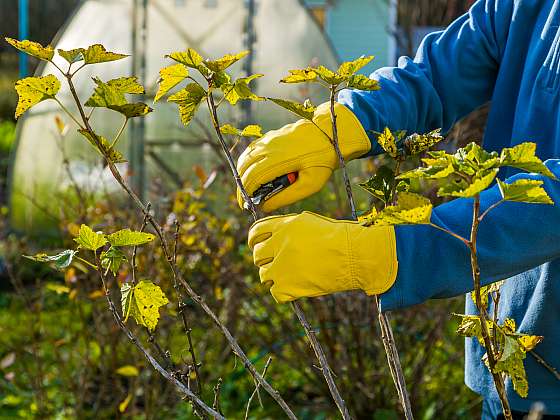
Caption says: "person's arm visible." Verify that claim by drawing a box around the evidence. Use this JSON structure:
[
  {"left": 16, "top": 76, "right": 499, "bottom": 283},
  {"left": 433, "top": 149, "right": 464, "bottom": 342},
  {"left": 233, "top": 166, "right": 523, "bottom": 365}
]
[
  {"left": 339, "top": 0, "right": 513, "bottom": 154},
  {"left": 380, "top": 160, "right": 560, "bottom": 311}
]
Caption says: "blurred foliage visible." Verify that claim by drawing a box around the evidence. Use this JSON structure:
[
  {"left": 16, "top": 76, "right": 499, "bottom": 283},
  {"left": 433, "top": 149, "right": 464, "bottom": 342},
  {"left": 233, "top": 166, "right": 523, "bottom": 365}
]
[{"left": 0, "top": 153, "right": 481, "bottom": 417}]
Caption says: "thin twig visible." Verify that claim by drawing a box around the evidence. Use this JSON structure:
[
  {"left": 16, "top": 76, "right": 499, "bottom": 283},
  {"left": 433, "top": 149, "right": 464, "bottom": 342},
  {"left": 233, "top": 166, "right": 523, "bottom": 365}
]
[
  {"left": 59, "top": 71, "right": 297, "bottom": 419},
  {"left": 207, "top": 87, "right": 344, "bottom": 419},
  {"left": 173, "top": 220, "right": 203, "bottom": 395},
  {"left": 328, "top": 86, "right": 412, "bottom": 419},
  {"left": 529, "top": 351, "right": 560, "bottom": 381},
  {"left": 212, "top": 378, "right": 223, "bottom": 415},
  {"left": 293, "top": 302, "right": 352, "bottom": 419},
  {"left": 470, "top": 195, "right": 512, "bottom": 420},
  {"left": 94, "top": 255, "right": 223, "bottom": 419},
  {"left": 245, "top": 357, "right": 273, "bottom": 420}
]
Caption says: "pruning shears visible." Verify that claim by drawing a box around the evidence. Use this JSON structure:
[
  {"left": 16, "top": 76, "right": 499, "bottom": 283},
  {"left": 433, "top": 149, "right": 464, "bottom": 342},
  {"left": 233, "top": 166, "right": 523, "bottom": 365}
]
[{"left": 244, "top": 172, "right": 298, "bottom": 210}]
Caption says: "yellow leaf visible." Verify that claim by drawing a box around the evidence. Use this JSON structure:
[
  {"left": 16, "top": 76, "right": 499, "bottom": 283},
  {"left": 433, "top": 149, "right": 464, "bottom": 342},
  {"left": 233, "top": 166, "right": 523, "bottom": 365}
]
[
  {"left": 119, "top": 394, "right": 133, "bottom": 413},
  {"left": 57, "top": 48, "right": 85, "bottom": 64},
  {"left": 82, "top": 44, "right": 128, "bottom": 64},
  {"left": 518, "top": 334, "right": 543, "bottom": 351},
  {"left": 107, "top": 229, "right": 155, "bottom": 247},
  {"left": 279, "top": 68, "right": 317, "bottom": 84},
  {"left": 168, "top": 48, "right": 203, "bottom": 68},
  {"left": 14, "top": 75, "right": 60, "bottom": 119},
  {"left": 116, "top": 365, "right": 139, "bottom": 377},
  {"left": 346, "top": 74, "right": 380, "bottom": 91},
  {"left": 89, "top": 290, "right": 106, "bottom": 300},
  {"left": 377, "top": 127, "right": 398, "bottom": 158},
  {"left": 241, "top": 124, "right": 263, "bottom": 138},
  {"left": 313, "top": 65, "right": 345, "bottom": 85},
  {"left": 375, "top": 192, "right": 432, "bottom": 225},
  {"left": 74, "top": 224, "right": 107, "bottom": 251},
  {"left": 205, "top": 51, "right": 249, "bottom": 72},
  {"left": 154, "top": 63, "right": 188, "bottom": 102},
  {"left": 121, "top": 281, "right": 169, "bottom": 331},
  {"left": 5, "top": 38, "right": 54, "bottom": 61},
  {"left": 337, "top": 55, "right": 374, "bottom": 77},
  {"left": 497, "top": 179, "right": 553, "bottom": 205}
]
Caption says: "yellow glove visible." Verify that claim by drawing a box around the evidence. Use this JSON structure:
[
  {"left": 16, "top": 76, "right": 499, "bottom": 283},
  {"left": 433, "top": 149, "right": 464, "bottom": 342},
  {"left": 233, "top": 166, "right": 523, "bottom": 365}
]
[
  {"left": 248, "top": 211, "right": 398, "bottom": 303},
  {"left": 236, "top": 102, "right": 371, "bottom": 212}
]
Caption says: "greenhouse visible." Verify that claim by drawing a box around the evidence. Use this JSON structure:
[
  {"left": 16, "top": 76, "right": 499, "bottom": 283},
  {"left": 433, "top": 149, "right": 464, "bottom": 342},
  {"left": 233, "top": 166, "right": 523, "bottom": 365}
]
[{"left": 9, "top": 0, "right": 394, "bottom": 234}]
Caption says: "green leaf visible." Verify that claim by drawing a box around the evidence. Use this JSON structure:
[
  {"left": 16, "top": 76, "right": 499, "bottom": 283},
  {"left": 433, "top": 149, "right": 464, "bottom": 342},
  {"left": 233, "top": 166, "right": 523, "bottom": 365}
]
[
  {"left": 455, "top": 314, "right": 484, "bottom": 344},
  {"left": 337, "top": 56, "right": 374, "bottom": 78},
  {"left": 116, "top": 365, "right": 139, "bottom": 377},
  {"left": 241, "top": 124, "right": 263, "bottom": 138},
  {"left": 500, "top": 142, "right": 556, "bottom": 179},
  {"left": 213, "top": 71, "right": 231, "bottom": 88},
  {"left": 101, "top": 246, "right": 126, "bottom": 275},
  {"left": 5, "top": 38, "right": 54, "bottom": 61},
  {"left": 438, "top": 169, "right": 499, "bottom": 198},
  {"left": 23, "top": 249, "right": 77, "bottom": 270},
  {"left": 358, "top": 165, "right": 395, "bottom": 203},
  {"left": 375, "top": 192, "right": 432, "bottom": 225},
  {"left": 220, "top": 124, "right": 263, "bottom": 138},
  {"left": 82, "top": 44, "right": 128, "bottom": 64},
  {"left": 74, "top": 224, "right": 107, "bottom": 251},
  {"left": 168, "top": 48, "right": 204, "bottom": 68},
  {"left": 57, "top": 48, "right": 85, "bottom": 64},
  {"left": 346, "top": 74, "right": 380, "bottom": 91},
  {"left": 204, "top": 51, "right": 248, "bottom": 72},
  {"left": 85, "top": 77, "right": 152, "bottom": 118},
  {"left": 121, "top": 281, "right": 169, "bottom": 331},
  {"left": 377, "top": 127, "right": 399, "bottom": 158},
  {"left": 497, "top": 179, "right": 553, "bottom": 204},
  {"left": 45, "top": 283, "right": 71, "bottom": 295},
  {"left": 471, "top": 280, "right": 505, "bottom": 310},
  {"left": 313, "top": 65, "right": 345, "bottom": 85},
  {"left": 221, "top": 74, "right": 263, "bottom": 105},
  {"left": 78, "top": 129, "right": 127, "bottom": 163},
  {"left": 14, "top": 75, "right": 60, "bottom": 119},
  {"left": 219, "top": 124, "right": 241, "bottom": 136},
  {"left": 279, "top": 69, "right": 317, "bottom": 84},
  {"left": 168, "top": 83, "right": 207, "bottom": 126},
  {"left": 107, "top": 229, "right": 155, "bottom": 247},
  {"left": 404, "top": 129, "right": 443, "bottom": 155},
  {"left": 494, "top": 334, "right": 529, "bottom": 397},
  {"left": 154, "top": 63, "right": 188, "bottom": 102},
  {"left": 268, "top": 97, "right": 316, "bottom": 120}
]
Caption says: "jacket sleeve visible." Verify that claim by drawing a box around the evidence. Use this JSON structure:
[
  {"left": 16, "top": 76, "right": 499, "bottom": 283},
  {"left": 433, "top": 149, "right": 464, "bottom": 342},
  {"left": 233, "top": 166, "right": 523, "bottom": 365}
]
[
  {"left": 338, "top": 0, "right": 513, "bottom": 155},
  {"left": 380, "top": 160, "right": 560, "bottom": 311}
]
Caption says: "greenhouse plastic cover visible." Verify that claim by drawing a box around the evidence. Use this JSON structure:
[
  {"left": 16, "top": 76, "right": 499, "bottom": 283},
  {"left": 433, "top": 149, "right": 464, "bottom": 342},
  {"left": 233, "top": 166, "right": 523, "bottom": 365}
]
[{"left": 10, "top": 0, "right": 338, "bottom": 233}]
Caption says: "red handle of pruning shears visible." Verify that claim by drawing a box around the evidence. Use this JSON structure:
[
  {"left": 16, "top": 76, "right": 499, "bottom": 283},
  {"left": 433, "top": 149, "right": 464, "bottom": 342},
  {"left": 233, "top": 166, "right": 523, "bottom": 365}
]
[{"left": 246, "top": 172, "right": 298, "bottom": 208}]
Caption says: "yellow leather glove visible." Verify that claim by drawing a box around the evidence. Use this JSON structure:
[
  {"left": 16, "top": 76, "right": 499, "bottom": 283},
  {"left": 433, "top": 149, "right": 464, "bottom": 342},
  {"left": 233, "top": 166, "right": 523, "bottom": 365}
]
[
  {"left": 248, "top": 211, "right": 398, "bottom": 303},
  {"left": 236, "top": 102, "right": 371, "bottom": 212}
]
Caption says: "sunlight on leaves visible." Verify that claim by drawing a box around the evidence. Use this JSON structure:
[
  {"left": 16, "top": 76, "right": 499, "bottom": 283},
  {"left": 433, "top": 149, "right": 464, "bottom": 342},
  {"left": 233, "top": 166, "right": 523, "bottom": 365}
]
[
  {"left": 107, "top": 229, "right": 156, "bottom": 247},
  {"left": 497, "top": 179, "right": 553, "bottom": 204},
  {"left": 154, "top": 63, "right": 189, "bottom": 102},
  {"left": 74, "top": 224, "right": 107, "bottom": 251},
  {"left": 280, "top": 69, "right": 317, "bottom": 84},
  {"left": 500, "top": 142, "right": 556, "bottom": 179},
  {"left": 121, "top": 281, "right": 169, "bottom": 331},
  {"left": 14, "top": 75, "right": 60, "bottom": 119},
  {"left": 268, "top": 97, "right": 316, "bottom": 120},
  {"left": 5, "top": 38, "right": 54, "bottom": 61},
  {"left": 168, "top": 82, "right": 207, "bottom": 125},
  {"left": 337, "top": 55, "right": 374, "bottom": 78},
  {"left": 205, "top": 51, "right": 248, "bottom": 72},
  {"left": 375, "top": 192, "right": 432, "bottom": 225},
  {"left": 82, "top": 44, "right": 129, "bottom": 64}
]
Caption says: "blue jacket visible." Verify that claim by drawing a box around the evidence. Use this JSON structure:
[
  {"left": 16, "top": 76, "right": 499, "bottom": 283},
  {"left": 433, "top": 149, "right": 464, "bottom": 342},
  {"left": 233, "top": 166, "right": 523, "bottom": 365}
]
[{"left": 339, "top": 0, "right": 560, "bottom": 414}]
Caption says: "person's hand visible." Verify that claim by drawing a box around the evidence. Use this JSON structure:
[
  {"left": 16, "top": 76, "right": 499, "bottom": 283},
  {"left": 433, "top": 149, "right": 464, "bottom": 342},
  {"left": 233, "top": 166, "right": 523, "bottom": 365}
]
[
  {"left": 236, "top": 103, "right": 370, "bottom": 213},
  {"left": 248, "top": 211, "right": 398, "bottom": 303}
]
